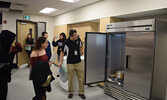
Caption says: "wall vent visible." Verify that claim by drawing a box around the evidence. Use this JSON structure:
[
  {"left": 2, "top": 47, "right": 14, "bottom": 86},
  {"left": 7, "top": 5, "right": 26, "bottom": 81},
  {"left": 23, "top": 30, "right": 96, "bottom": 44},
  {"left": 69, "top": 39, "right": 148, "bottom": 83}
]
[{"left": 0, "top": 1, "right": 11, "bottom": 8}]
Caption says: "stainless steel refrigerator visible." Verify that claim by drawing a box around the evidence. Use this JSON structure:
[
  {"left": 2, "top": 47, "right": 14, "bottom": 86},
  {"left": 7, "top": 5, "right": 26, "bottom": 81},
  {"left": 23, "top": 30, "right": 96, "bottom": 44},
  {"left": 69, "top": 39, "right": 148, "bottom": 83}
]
[{"left": 85, "top": 19, "right": 167, "bottom": 100}]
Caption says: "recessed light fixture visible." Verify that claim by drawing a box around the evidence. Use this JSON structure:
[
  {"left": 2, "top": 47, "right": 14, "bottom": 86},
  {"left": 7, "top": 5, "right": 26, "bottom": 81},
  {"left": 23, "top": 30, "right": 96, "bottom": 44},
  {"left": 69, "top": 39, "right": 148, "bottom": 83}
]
[
  {"left": 39, "top": 7, "right": 58, "bottom": 14},
  {"left": 60, "top": 0, "right": 80, "bottom": 3}
]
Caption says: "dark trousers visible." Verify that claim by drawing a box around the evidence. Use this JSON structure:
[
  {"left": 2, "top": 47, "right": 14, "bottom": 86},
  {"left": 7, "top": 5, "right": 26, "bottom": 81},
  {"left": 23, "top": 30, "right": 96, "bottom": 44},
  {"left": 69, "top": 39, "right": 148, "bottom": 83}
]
[
  {"left": 32, "top": 81, "right": 46, "bottom": 100},
  {"left": 26, "top": 50, "right": 31, "bottom": 58},
  {"left": 0, "top": 82, "right": 8, "bottom": 100}
]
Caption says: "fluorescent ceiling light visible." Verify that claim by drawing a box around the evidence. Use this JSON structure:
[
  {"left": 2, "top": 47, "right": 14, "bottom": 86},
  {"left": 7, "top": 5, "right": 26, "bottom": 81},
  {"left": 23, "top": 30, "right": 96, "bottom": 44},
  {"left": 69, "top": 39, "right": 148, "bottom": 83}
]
[
  {"left": 60, "top": 0, "right": 80, "bottom": 3},
  {"left": 39, "top": 7, "right": 58, "bottom": 14}
]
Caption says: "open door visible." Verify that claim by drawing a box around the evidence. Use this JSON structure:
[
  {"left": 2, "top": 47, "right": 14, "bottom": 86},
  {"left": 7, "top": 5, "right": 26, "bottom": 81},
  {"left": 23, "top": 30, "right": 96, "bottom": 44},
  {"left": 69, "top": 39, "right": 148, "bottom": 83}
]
[{"left": 85, "top": 32, "right": 107, "bottom": 85}]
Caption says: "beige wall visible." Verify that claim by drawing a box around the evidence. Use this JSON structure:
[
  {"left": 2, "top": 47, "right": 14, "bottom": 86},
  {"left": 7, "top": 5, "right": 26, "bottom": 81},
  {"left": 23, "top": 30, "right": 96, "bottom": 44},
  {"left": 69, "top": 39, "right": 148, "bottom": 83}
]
[
  {"left": 54, "top": 24, "right": 68, "bottom": 39},
  {"left": 100, "top": 17, "right": 124, "bottom": 32},
  {"left": 68, "top": 22, "right": 98, "bottom": 42},
  {"left": 54, "top": 0, "right": 167, "bottom": 26},
  {"left": 90, "top": 22, "right": 99, "bottom": 32},
  {"left": 100, "top": 17, "right": 111, "bottom": 32},
  {"left": 68, "top": 22, "right": 90, "bottom": 42},
  {"left": 110, "top": 17, "right": 124, "bottom": 23}
]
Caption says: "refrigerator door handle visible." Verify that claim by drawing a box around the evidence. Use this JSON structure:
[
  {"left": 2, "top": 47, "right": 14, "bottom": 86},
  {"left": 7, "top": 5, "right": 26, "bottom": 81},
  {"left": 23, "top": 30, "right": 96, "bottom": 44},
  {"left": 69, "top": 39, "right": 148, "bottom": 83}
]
[{"left": 125, "top": 55, "right": 130, "bottom": 69}]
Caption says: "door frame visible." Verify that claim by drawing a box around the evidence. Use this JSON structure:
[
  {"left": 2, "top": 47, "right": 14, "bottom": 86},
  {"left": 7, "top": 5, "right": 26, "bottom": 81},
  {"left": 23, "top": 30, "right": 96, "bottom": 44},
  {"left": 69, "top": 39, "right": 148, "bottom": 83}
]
[
  {"left": 37, "top": 22, "right": 46, "bottom": 37},
  {"left": 16, "top": 20, "right": 38, "bottom": 64},
  {"left": 37, "top": 22, "right": 46, "bottom": 31}
]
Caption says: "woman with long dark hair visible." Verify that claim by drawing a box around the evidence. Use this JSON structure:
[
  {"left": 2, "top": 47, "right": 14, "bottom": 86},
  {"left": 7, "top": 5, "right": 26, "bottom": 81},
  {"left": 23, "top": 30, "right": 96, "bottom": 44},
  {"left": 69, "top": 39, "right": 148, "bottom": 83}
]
[
  {"left": 30, "top": 37, "right": 53, "bottom": 100},
  {"left": 52, "top": 32, "right": 66, "bottom": 62},
  {"left": 0, "top": 30, "right": 19, "bottom": 100},
  {"left": 25, "top": 33, "right": 34, "bottom": 58},
  {"left": 52, "top": 32, "right": 66, "bottom": 77}
]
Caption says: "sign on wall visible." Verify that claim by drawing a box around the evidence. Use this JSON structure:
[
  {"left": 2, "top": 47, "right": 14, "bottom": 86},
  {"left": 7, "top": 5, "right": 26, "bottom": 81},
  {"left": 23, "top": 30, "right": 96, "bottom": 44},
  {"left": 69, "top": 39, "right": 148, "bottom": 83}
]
[{"left": 24, "top": 16, "right": 31, "bottom": 20}]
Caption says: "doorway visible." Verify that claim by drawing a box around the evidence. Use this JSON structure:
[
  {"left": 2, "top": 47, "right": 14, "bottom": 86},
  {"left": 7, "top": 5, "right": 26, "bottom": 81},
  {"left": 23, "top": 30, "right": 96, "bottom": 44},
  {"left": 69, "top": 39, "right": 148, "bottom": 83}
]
[{"left": 16, "top": 20, "right": 37, "bottom": 65}]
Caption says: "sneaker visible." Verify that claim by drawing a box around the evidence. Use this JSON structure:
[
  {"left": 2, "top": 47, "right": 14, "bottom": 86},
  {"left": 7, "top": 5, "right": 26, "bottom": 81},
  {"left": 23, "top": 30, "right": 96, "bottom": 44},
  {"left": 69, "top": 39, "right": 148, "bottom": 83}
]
[
  {"left": 68, "top": 94, "right": 73, "bottom": 98},
  {"left": 79, "top": 94, "right": 86, "bottom": 99}
]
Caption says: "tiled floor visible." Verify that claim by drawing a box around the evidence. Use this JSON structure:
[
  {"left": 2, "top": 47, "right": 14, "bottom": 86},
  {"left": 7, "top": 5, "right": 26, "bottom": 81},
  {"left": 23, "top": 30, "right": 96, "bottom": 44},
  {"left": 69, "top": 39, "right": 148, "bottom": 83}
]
[{"left": 7, "top": 66, "right": 115, "bottom": 100}]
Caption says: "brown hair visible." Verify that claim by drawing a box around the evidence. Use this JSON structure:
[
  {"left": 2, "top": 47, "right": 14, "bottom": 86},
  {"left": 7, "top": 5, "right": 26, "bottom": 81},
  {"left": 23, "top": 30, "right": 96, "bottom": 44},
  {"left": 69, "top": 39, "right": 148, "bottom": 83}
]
[{"left": 33, "top": 37, "right": 46, "bottom": 51}]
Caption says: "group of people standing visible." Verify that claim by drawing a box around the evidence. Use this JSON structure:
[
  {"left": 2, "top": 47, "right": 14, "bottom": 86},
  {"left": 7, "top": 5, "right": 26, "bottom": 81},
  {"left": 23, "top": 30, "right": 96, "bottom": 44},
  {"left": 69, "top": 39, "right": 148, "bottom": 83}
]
[
  {"left": 0, "top": 29, "right": 86, "bottom": 100},
  {"left": 25, "top": 32, "right": 52, "bottom": 60}
]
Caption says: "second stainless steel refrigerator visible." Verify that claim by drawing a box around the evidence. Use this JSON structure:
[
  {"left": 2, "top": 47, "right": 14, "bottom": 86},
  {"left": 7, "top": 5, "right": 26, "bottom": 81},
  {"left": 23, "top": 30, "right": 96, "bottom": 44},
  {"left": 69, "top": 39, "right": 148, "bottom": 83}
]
[{"left": 85, "top": 19, "right": 167, "bottom": 100}]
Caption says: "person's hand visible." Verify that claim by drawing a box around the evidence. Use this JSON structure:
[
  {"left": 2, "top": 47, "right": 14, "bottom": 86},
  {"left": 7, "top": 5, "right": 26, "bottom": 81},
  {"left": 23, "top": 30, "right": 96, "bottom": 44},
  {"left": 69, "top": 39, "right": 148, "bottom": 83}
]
[
  {"left": 53, "top": 36, "right": 56, "bottom": 41},
  {"left": 59, "top": 63, "right": 62, "bottom": 67},
  {"left": 49, "top": 62, "right": 53, "bottom": 67},
  {"left": 26, "top": 44, "right": 30, "bottom": 46}
]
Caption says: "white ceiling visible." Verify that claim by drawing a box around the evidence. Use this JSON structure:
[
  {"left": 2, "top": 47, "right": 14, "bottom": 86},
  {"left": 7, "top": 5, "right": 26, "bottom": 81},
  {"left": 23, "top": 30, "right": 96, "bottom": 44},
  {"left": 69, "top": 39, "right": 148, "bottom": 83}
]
[{"left": 0, "top": 0, "right": 103, "bottom": 16}]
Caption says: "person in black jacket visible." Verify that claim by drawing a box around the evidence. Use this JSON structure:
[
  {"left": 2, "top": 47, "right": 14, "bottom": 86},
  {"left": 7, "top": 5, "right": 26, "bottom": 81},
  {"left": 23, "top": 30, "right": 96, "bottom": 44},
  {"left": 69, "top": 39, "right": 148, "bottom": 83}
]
[
  {"left": 31, "top": 61, "right": 54, "bottom": 91},
  {"left": 25, "top": 33, "right": 34, "bottom": 58},
  {"left": 0, "top": 30, "right": 19, "bottom": 100},
  {"left": 52, "top": 32, "right": 66, "bottom": 77}
]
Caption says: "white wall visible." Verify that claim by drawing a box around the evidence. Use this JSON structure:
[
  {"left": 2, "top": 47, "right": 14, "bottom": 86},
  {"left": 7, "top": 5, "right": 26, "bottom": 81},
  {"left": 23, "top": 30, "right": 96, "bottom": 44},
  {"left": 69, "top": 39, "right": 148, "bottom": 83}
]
[
  {"left": 2, "top": 11, "right": 54, "bottom": 50},
  {"left": 54, "top": 0, "right": 167, "bottom": 26}
]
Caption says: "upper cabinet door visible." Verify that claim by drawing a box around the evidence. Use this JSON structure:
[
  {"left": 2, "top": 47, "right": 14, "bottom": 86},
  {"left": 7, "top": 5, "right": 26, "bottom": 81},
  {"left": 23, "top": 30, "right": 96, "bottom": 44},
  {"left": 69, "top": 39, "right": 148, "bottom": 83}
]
[{"left": 85, "top": 32, "right": 107, "bottom": 85}]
